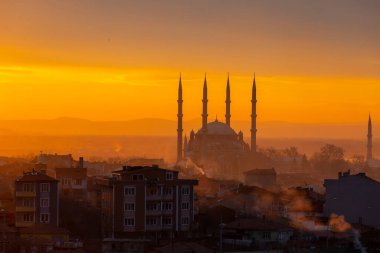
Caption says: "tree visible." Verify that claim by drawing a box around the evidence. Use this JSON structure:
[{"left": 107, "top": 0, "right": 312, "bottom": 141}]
[
  {"left": 350, "top": 154, "right": 365, "bottom": 170},
  {"left": 311, "top": 144, "right": 347, "bottom": 176},
  {"left": 283, "top": 146, "right": 300, "bottom": 160}
]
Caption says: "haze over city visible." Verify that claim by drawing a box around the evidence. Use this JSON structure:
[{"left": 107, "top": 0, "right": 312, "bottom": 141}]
[{"left": 1, "top": 1, "right": 380, "bottom": 253}]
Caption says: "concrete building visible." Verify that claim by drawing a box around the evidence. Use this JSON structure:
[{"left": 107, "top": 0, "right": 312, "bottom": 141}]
[
  {"left": 55, "top": 157, "right": 88, "bottom": 201},
  {"left": 324, "top": 170, "right": 380, "bottom": 228},
  {"left": 98, "top": 165, "right": 198, "bottom": 241},
  {"left": 15, "top": 169, "right": 59, "bottom": 228},
  {"left": 37, "top": 153, "right": 74, "bottom": 171}
]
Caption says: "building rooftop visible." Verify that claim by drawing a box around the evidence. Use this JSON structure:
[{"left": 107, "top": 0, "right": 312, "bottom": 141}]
[
  {"left": 196, "top": 120, "right": 237, "bottom": 136},
  {"left": 112, "top": 165, "right": 178, "bottom": 174},
  {"left": 16, "top": 170, "right": 57, "bottom": 182},
  {"left": 245, "top": 168, "right": 277, "bottom": 175}
]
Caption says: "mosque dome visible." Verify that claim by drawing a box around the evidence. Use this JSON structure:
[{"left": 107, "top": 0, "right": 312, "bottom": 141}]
[{"left": 197, "top": 119, "right": 237, "bottom": 135}]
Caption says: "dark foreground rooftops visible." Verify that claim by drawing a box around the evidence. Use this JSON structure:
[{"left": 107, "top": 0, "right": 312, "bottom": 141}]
[{"left": 225, "top": 217, "right": 292, "bottom": 231}]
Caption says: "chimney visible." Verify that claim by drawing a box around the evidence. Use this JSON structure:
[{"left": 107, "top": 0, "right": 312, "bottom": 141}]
[
  {"left": 122, "top": 165, "right": 127, "bottom": 171},
  {"left": 79, "top": 157, "right": 84, "bottom": 169}
]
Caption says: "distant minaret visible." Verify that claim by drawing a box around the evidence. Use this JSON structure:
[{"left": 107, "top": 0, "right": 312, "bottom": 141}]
[
  {"left": 367, "top": 114, "right": 373, "bottom": 161},
  {"left": 251, "top": 74, "right": 257, "bottom": 154},
  {"left": 202, "top": 74, "right": 208, "bottom": 132},
  {"left": 177, "top": 74, "right": 183, "bottom": 162},
  {"left": 225, "top": 73, "right": 231, "bottom": 127}
]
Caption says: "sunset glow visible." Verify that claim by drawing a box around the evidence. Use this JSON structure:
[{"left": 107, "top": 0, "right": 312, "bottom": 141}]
[{"left": 1, "top": 0, "right": 379, "bottom": 123}]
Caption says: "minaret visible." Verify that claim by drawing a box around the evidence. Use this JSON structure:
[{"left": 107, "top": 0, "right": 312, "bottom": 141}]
[
  {"left": 251, "top": 74, "right": 257, "bottom": 154},
  {"left": 177, "top": 74, "right": 183, "bottom": 162},
  {"left": 225, "top": 73, "right": 231, "bottom": 127},
  {"left": 202, "top": 74, "right": 208, "bottom": 132},
  {"left": 183, "top": 135, "right": 188, "bottom": 154},
  {"left": 367, "top": 114, "right": 373, "bottom": 161}
]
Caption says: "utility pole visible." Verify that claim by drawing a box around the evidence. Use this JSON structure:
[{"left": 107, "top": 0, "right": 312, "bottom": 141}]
[{"left": 219, "top": 222, "right": 225, "bottom": 253}]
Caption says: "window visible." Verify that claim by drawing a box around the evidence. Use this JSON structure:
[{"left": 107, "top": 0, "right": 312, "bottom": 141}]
[
  {"left": 62, "top": 178, "right": 70, "bottom": 185},
  {"left": 40, "top": 183, "right": 50, "bottom": 192},
  {"left": 278, "top": 232, "right": 286, "bottom": 240},
  {"left": 147, "top": 202, "right": 159, "bottom": 211},
  {"left": 124, "top": 202, "right": 135, "bottom": 211},
  {"left": 124, "top": 186, "right": 136, "bottom": 196},
  {"left": 163, "top": 187, "right": 173, "bottom": 196},
  {"left": 181, "top": 216, "right": 189, "bottom": 225},
  {"left": 181, "top": 202, "right": 190, "bottom": 210},
  {"left": 148, "top": 187, "right": 159, "bottom": 196},
  {"left": 74, "top": 179, "right": 82, "bottom": 185},
  {"left": 262, "top": 232, "right": 271, "bottom": 240},
  {"left": 163, "top": 217, "right": 172, "bottom": 225},
  {"left": 163, "top": 202, "right": 172, "bottom": 211},
  {"left": 23, "top": 183, "right": 34, "bottom": 192},
  {"left": 23, "top": 198, "right": 34, "bottom": 207},
  {"left": 166, "top": 172, "right": 173, "bottom": 180},
  {"left": 40, "top": 213, "right": 49, "bottom": 223},
  {"left": 40, "top": 198, "right": 49, "bottom": 207},
  {"left": 182, "top": 185, "right": 190, "bottom": 195},
  {"left": 124, "top": 218, "right": 135, "bottom": 226},
  {"left": 146, "top": 217, "right": 157, "bottom": 226},
  {"left": 132, "top": 174, "right": 144, "bottom": 181},
  {"left": 23, "top": 213, "right": 34, "bottom": 222}
]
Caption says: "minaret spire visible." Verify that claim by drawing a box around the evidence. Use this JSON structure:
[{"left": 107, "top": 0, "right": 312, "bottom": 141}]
[
  {"left": 367, "top": 113, "right": 373, "bottom": 161},
  {"left": 202, "top": 73, "right": 208, "bottom": 132},
  {"left": 225, "top": 73, "right": 231, "bottom": 127},
  {"left": 251, "top": 73, "right": 257, "bottom": 155},
  {"left": 177, "top": 73, "right": 183, "bottom": 162}
]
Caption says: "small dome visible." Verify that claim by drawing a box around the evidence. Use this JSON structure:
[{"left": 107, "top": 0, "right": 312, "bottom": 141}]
[{"left": 197, "top": 120, "right": 237, "bottom": 135}]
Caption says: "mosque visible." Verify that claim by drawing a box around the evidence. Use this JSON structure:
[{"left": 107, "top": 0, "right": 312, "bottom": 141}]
[{"left": 176, "top": 74, "right": 257, "bottom": 178}]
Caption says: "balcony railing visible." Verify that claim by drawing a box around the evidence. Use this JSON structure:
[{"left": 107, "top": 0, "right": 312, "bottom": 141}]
[
  {"left": 15, "top": 221, "right": 34, "bottom": 227},
  {"left": 15, "top": 206, "right": 35, "bottom": 212},
  {"left": 15, "top": 191, "right": 36, "bottom": 197},
  {"left": 146, "top": 194, "right": 163, "bottom": 200},
  {"left": 146, "top": 209, "right": 163, "bottom": 215}
]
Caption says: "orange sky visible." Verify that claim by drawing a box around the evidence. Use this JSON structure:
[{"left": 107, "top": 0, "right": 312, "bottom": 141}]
[{"left": 1, "top": 0, "right": 379, "bottom": 123}]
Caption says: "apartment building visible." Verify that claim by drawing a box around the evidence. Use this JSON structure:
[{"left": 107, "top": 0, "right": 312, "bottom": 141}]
[
  {"left": 15, "top": 169, "right": 59, "bottom": 228},
  {"left": 98, "top": 165, "right": 198, "bottom": 240},
  {"left": 55, "top": 157, "right": 87, "bottom": 201}
]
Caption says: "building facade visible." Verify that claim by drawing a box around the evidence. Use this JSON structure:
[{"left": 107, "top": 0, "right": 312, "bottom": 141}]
[
  {"left": 98, "top": 165, "right": 198, "bottom": 240},
  {"left": 15, "top": 170, "right": 59, "bottom": 228},
  {"left": 55, "top": 157, "right": 88, "bottom": 201},
  {"left": 324, "top": 170, "right": 380, "bottom": 228}
]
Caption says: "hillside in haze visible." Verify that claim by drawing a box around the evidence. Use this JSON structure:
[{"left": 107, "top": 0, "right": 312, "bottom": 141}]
[{"left": 0, "top": 117, "right": 374, "bottom": 139}]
